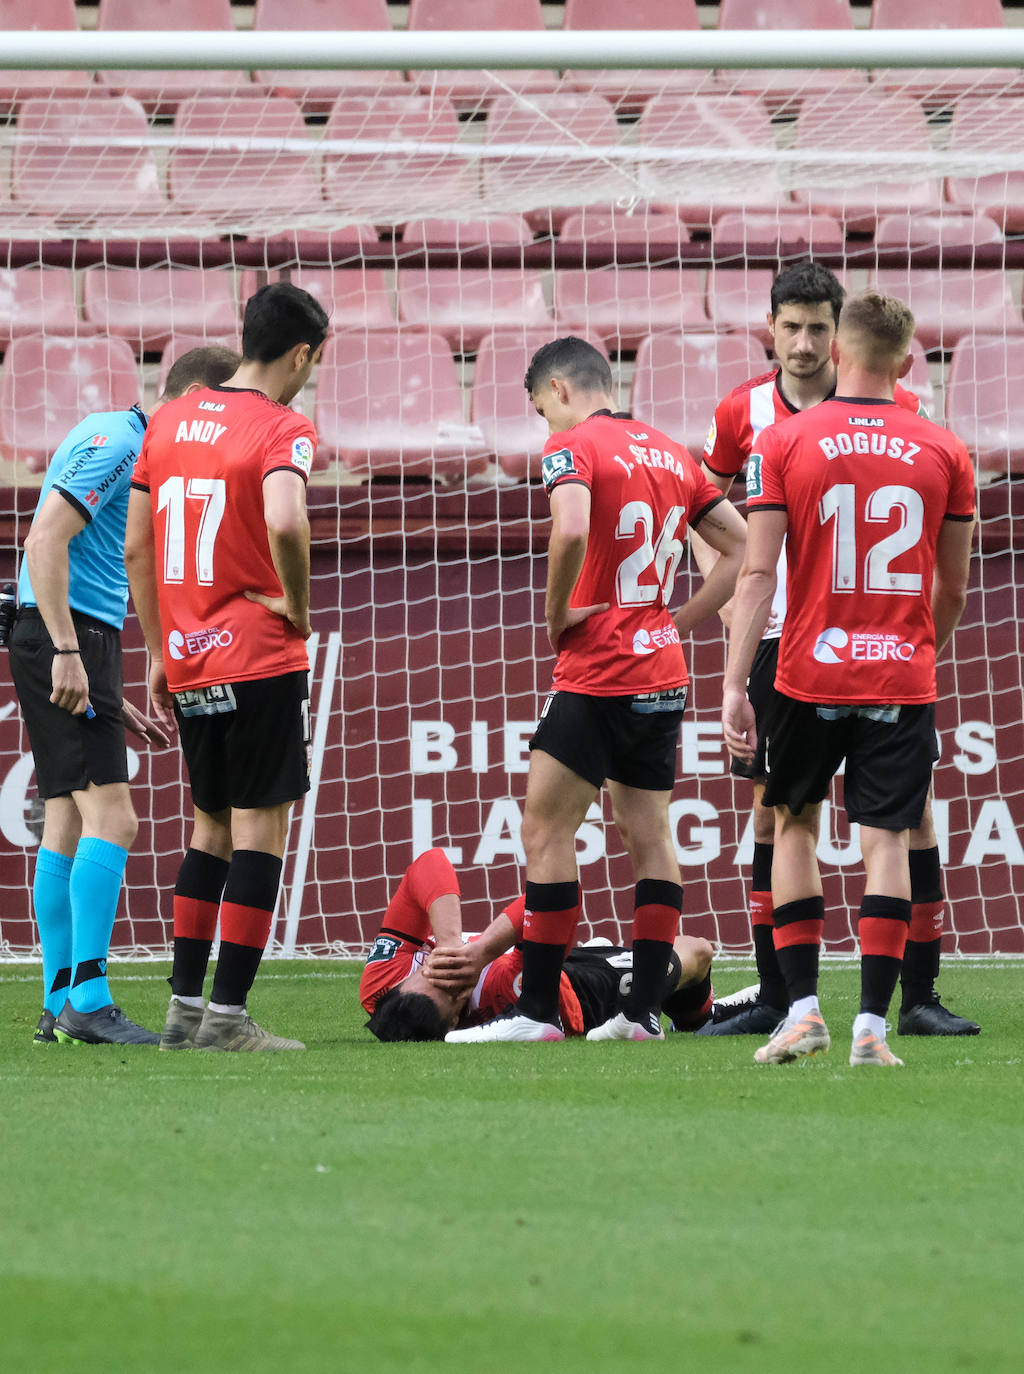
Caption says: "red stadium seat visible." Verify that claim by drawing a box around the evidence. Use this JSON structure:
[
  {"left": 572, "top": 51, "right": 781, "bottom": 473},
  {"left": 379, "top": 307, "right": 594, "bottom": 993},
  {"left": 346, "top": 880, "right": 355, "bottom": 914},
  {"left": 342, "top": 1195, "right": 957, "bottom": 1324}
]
[
  {"left": 0, "top": 269, "right": 80, "bottom": 346},
  {"left": 874, "top": 212, "right": 1004, "bottom": 248},
  {"left": 281, "top": 267, "right": 395, "bottom": 330},
  {"left": 905, "top": 338, "right": 935, "bottom": 418},
  {"left": 315, "top": 329, "right": 490, "bottom": 477},
  {"left": 792, "top": 92, "right": 942, "bottom": 232},
  {"left": 947, "top": 99, "right": 1024, "bottom": 235},
  {"left": 96, "top": 0, "right": 254, "bottom": 114},
  {"left": 946, "top": 333, "right": 1024, "bottom": 479},
  {"left": 483, "top": 94, "right": 624, "bottom": 233},
  {"left": 0, "top": 334, "right": 141, "bottom": 470},
  {"left": 169, "top": 96, "right": 320, "bottom": 217},
  {"left": 870, "top": 0, "right": 1013, "bottom": 107},
  {"left": 472, "top": 329, "right": 610, "bottom": 481},
  {"left": 12, "top": 95, "right": 164, "bottom": 220},
  {"left": 0, "top": 0, "right": 90, "bottom": 111},
  {"left": 407, "top": 0, "right": 557, "bottom": 110},
  {"left": 322, "top": 95, "right": 473, "bottom": 222},
  {"left": 398, "top": 218, "right": 549, "bottom": 353},
  {"left": 253, "top": 0, "right": 407, "bottom": 114},
  {"left": 82, "top": 269, "right": 240, "bottom": 354},
  {"left": 555, "top": 267, "right": 706, "bottom": 352},
  {"left": 717, "top": 0, "right": 867, "bottom": 110},
  {"left": 560, "top": 0, "right": 707, "bottom": 113},
  {"left": 559, "top": 207, "right": 692, "bottom": 252},
  {"left": 157, "top": 334, "right": 240, "bottom": 397},
  {"left": 870, "top": 269, "right": 1022, "bottom": 353},
  {"left": 713, "top": 210, "right": 845, "bottom": 252},
  {"left": 635, "top": 95, "right": 788, "bottom": 227},
  {"left": 707, "top": 269, "right": 779, "bottom": 344},
  {"left": 630, "top": 331, "right": 769, "bottom": 457}
]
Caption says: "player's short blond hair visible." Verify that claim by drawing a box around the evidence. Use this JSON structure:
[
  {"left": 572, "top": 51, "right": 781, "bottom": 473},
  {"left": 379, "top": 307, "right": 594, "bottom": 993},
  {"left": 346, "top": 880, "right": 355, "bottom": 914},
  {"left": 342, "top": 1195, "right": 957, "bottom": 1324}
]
[{"left": 838, "top": 291, "right": 915, "bottom": 365}]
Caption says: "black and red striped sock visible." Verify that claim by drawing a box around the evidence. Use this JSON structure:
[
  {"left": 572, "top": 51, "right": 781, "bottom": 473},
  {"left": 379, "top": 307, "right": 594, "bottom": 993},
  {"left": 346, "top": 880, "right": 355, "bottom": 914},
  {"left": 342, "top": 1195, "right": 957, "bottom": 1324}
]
[
  {"left": 210, "top": 850, "right": 283, "bottom": 1008},
  {"left": 625, "top": 878, "right": 683, "bottom": 1019},
  {"left": 773, "top": 895, "right": 825, "bottom": 1004},
  {"left": 751, "top": 842, "right": 786, "bottom": 1009},
  {"left": 171, "top": 848, "right": 230, "bottom": 998},
  {"left": 859, "top": 894, "right": 912, "bottom": 1017},
  {"left": 901, "top": 846, "right": 943, "bottom": 1010},
  {"left": 517, "top": 880, "right": 580, "bottom": 1024}
]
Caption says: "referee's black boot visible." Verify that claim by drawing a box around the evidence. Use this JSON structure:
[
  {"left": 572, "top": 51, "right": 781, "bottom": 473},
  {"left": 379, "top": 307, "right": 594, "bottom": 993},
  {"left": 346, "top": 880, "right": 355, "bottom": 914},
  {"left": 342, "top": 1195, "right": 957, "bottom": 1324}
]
[
  {"left": 55, "top": 1003, "right": 160, "bottom": 1045},
  {"left": 897, "top": 991, "right": 980, "bottom": 1037},
  {"left": 695, "top": 1000, "right": 786, "bottom": 1036}
]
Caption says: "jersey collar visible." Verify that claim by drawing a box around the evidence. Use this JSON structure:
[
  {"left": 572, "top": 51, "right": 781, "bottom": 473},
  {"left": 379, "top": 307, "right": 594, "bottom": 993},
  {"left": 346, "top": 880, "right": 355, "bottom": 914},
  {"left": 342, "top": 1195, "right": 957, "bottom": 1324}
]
[
  {"left": 774, "top": 369, "right": 836, "bottom": 415},
  {"left": 588, "top": 408, "right": 633, "bottom": 420}
]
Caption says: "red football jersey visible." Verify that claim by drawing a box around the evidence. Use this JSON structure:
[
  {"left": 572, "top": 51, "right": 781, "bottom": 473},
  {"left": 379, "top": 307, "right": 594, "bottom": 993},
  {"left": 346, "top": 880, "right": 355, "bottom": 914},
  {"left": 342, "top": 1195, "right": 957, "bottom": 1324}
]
[
  {"left": 541, "top": 410, "right": 724, "bottom": 695},
  {"left": 746, "top": 397, "right": 975, "bottom": 705},
  {"left": 132, "top": 385, "right": 316, "bottom": 692}
]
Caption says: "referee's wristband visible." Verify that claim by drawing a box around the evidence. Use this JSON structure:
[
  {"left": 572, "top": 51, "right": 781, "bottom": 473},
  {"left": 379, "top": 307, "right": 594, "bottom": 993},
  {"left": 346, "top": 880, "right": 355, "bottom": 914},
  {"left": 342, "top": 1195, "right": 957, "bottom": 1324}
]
[{"left": 53, "top": 647, "right": 81, "bottom": 655}]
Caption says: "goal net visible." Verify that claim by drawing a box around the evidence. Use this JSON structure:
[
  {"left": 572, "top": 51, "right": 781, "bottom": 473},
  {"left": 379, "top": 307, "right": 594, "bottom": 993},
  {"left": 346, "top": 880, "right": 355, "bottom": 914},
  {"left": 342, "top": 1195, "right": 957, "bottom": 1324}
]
[{"left": 0, "top": 28, "right": 1021, "bottom": 959}]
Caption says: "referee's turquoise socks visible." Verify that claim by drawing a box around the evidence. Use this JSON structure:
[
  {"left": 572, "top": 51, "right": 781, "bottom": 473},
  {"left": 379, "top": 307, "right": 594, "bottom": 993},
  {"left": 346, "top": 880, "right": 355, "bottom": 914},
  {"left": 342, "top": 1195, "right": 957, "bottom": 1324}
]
[
  {"left": 34, "top": 847, "right": 73, "bottom": 1017},
  {"left": 68, "top": 837, "right": 129, "bottom": 1014}
]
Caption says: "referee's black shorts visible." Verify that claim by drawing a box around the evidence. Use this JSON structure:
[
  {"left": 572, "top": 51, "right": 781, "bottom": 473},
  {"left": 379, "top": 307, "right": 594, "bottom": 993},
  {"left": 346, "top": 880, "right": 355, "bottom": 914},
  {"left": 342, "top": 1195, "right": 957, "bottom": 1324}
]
[
  {"left": 8, "top": 607, "right": 128, "bottom": 799},
  {"left": 529, "top": 686, "right": 687, "bottom": 792},
  {"left": 730, "top": 636, "right": 781, "bottom": 783},
  {"left": 175, "top": 669, "right": 311, "bottom": 814},
  {"left": 762, "top": 692, "right": 936, "bottom": 833}
]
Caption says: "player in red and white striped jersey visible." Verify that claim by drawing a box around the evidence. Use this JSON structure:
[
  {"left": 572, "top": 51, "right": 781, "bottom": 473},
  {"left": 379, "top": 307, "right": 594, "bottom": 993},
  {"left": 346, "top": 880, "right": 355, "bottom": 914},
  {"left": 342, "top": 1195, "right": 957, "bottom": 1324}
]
[{"left": 694, "top": 262, "right": 978, "bottom": 1039}]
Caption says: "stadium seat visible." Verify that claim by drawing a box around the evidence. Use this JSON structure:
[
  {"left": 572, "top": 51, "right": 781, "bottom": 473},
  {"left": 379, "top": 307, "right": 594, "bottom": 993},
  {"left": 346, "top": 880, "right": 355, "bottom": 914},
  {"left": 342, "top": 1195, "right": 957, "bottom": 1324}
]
[
  {"left": 869, "top": 269, "right": 1022, "bottom": 353},
  {"left": 406, "top": 0, "right": 557, "bottom": 110},
  {"left": 157, "top": 334, "right": 240, "bottom": 397},
  {"left": 559, "top": 207, "right": 691, "bottom": 253},
  {"left": 278, "top": 266, "right": 395, "bottom": 331},
  {"left": 260, "top": 224, "right": 381, "bottom": 264},
  {"left": 169, "top": 96, "right": 320, "bottom": 217},
  {"left": 905, "top": 337, "right": 935, "bottom": 418},
  {"left": 82, "top": 269, "right": 240, "bottom": 354},
  {"left": 398, "top": 217, "right": 549, "bottom": 353},
  {"left": 253, "top": 0, "right": 407, "bottom": 114},
  {"left": 472, "top": 329, "right": 611, "bottom": 481},
  {"left": 555, "top": 267, "right": 706, "bottom": 352},
  {"left": 870, "top": 0, "right": 1013, "bottom": 107},
  {"left": 12, "top": 95, "right": 164, "bottom": 220},
  {"left": 560, "top": 0, "right": 707, "bottom": 113},
  {"left": 635, "top": 95, "right": 788, "bottom": 227},
  {"left": 716, "top": 0, "right": 867, "bottom": 110},
  {"left": 707, "top": 269, "right": 779, "bottom": 344},
  {"left": 95, "top": 0, "right": 254, "bottom": 113},
  {"left": 0, "top": 334, "right": 141, "bottom": 470},
  {"left": 713, "top": 209, "right": 844, "bottom": 253},
  {"left": 483, "top": 94, "right": 624, "bottom": 233},
  {"left": 0, "top": 269, "right": 81, "bottom": 347},
  {"left": 322, "top": 95, "right": 474, "bottom": 223},
  {"left": 0, "top": 0, "right": 90, "bottom": 111},
  {"left": 946, "top": 333, "right": 1024, "bottom": 479},
  {"left": 630, "top": 331, "right": 769, "bottom": 457},
  {"left": 874, "top": 212, "right": 1004, "bottom": 248},
  {"left": 791, "top": 92, "right": 942, "bottom": 232},
  {"left": 947, "top": 99, "right": 1024, "bottom": 234},
  {"left": 314, "top": 329, "right": 490, "bottom": 478}
]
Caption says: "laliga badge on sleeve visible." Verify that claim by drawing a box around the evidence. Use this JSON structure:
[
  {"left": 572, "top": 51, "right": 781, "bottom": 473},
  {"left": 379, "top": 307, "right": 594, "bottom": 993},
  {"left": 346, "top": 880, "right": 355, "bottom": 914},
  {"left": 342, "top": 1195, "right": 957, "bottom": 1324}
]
[{"left": 291, "top": 435, "right": 314, "bottom": 476}]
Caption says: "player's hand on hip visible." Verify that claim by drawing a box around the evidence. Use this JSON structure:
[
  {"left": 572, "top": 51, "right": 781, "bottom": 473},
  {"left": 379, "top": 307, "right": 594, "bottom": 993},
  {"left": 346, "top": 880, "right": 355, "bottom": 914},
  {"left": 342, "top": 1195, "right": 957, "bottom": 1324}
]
[
  {"left": 122, "top": 696, "right": 173, "bottom": 748},
  {"left": 546, "top": 602, "right": 610, "bottom": 652},
  {"left": 722, "top": 685, "right": 757, "bottom": 763},
  {"left": 244, "top": 589, "right": 312, "bottom": 640},
  {"left": 49, "top": 652, "right": 90, "bottom": 715}
]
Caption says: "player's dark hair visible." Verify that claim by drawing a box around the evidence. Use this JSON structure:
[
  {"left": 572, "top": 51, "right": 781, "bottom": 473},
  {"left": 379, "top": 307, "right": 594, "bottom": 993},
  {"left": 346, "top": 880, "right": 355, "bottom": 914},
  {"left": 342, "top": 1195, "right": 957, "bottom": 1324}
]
[
  {"left": 365, "top": 988, "right": 448, "bottom": 1043},
  {"left": 770, "top": 261, "right": 845, "bottom": 327},
  {"left": 524, "top": 336, "right": 613, "bottom": 397},
  {"left": 161, "top": 345, "right": 241, "bottom": 401},
  {"left": 241, "top": 282, "right": 329, "bottom": 364}
]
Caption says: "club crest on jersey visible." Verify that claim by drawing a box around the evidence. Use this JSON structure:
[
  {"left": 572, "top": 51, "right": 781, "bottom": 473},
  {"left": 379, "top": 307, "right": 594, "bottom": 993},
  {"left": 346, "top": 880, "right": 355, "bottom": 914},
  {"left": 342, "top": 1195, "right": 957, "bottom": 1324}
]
[
  {"left": 85, "top": 489, "right": 100, "bottom": 507},
  {"left": 90, "top": 434, "right": 109, "bottom": 447},
  {"left": 541, "top": 447, "right": 577, "bottom": 487},
  {"left": 291, "top": 436, "right": 314, "bottom": 475},
  {"left": 746, "top": 452, "right": 764, "bottom": 498},
  {"left": 703, "top": 418, "right": 717, "bottom": 457}
]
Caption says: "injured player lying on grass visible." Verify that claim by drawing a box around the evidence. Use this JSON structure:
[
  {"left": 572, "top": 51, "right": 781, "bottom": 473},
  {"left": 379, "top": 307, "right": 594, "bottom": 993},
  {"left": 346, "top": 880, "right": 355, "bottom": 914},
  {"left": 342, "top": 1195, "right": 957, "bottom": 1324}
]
[{"left": 361, "top": 849, "right": 715, "bottom": 1043}]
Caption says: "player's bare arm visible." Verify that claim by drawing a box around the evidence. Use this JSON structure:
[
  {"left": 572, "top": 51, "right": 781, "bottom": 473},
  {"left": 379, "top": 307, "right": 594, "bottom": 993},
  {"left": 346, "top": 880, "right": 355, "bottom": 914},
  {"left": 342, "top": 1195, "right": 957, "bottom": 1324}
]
[
  {"left": 687, "top": 462, "right": 734, "bottom": 580},
  {"left": 425, "top": 907, "right": 519, "bottom": 994},
  {"left": 23, "top": 490, "right": 90, "bottom": 715},
  {"left": 125, "top": 486, "right": 176, "bottom": 733},
  {"left": 544, "top": 481, "right": 608, "bottom": 651},
  {"left": 932, "top": 516, "right": 975, "bottom": 657},
  {"left": 250, "top": 468, "right": 312, "bottom": 639},
  {"left": 120, "top": 698, "right": 172, "bottom": 749},
  {"left": 722, "top": 509, "right": 787, "bottom": 763},
  {"left": 673, "top": 498, "right": 747, "bottom": 639}
]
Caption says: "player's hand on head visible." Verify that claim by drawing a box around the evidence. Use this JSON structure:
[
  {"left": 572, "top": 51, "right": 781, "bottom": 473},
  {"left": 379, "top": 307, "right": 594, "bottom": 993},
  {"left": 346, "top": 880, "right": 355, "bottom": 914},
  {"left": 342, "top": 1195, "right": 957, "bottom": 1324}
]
[
  {"left": 121, "top": 697, "right": 173, "bottom": 748},
  {"left": 722, "top": 686, "right": 757, "bottom": 763},
  {"left": 244, "top": 589, "right": 312, "bottom": 640},
  {"left": 49, "top": 652, "right": 90, "bottom": 715},
  {"left": 423, "top": 944, "right": 481, "bottom": 992}
]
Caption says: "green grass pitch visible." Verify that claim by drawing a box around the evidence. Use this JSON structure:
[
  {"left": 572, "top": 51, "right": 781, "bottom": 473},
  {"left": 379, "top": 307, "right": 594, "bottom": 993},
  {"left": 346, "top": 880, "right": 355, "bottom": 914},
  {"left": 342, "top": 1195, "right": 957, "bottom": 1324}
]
[{"left": 1, "top": 959, "right": 1021, "bottom": 1374}]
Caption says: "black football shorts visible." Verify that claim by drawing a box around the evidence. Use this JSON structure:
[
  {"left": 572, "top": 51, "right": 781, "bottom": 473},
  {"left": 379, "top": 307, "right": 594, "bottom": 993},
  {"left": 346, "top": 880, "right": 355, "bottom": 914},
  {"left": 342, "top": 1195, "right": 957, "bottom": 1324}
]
[
  {"left": 730, "top": 635, "right": 781, "bottom": 783},
  {"left": 529, "top": 686, "right": 687, "bottom": 792}
]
